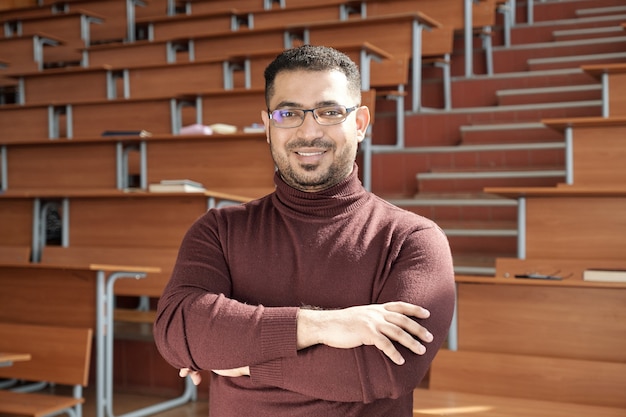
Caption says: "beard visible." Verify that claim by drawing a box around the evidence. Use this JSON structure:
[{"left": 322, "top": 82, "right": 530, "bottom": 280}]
[{"left": 268, "top": 135, "right": 356, "bottom": 192}]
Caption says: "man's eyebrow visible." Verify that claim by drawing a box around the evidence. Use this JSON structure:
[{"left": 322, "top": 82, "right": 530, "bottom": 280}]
[
  {"left": 274, "top": 101, "right": 302, "bottom": 109},
  {"left": 273, "top": 100, "right": 340, "bottom": 109}
]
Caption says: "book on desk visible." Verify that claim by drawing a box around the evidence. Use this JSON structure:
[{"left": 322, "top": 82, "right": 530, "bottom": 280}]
[
  {"left": 148, "top": 179, "right": 205, "bottom": 193},
  {"left": 583, "top": 269, "right": 626, "bottom": 283}
]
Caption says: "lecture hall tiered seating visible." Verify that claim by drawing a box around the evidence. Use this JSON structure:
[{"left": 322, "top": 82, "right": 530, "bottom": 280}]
[{"left": 1, "top": 0, "right": 625, "bottom": 416}]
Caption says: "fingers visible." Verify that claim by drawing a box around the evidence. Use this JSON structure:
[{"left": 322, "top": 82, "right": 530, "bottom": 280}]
[
  {"left": 372, "top": 303, "right": 433, "bottom": 364},
  {"left": 179, "top": 368, "right": 203, "bottom": 385},
  {"left": 384, "top": 301, "right": 430, "bottom": 320}
]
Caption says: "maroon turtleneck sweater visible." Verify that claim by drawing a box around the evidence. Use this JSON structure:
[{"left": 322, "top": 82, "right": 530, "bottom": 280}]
[{"left": 154, "top": 165, "right": 456, "bottom": 417}]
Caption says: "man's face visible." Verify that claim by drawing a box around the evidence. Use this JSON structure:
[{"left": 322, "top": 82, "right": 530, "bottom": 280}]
[{"left": 261, "top": 69, "right": 370, "bottom": 192}]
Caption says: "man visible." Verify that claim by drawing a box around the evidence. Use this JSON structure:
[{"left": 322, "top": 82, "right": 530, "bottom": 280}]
[{"left": 154, "top": 45, "right": 456, "bottom": 417}]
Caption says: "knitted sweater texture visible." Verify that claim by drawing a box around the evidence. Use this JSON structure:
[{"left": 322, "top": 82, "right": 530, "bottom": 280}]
[{"left": 154, "top": 166, "right": 456, "bottom": 417}]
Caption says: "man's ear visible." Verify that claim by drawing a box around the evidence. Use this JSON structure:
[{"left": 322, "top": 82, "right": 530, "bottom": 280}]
[
  {"left": 355, "top": 106, "right": 371, "bottom": 143},
  {"left": 261, "top": 110, "right": 271, "bottom": 143}
]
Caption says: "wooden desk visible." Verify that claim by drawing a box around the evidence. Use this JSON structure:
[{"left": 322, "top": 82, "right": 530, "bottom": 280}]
[
  {"left": 0, "top": 262, "right": 167, "bottom": 417},
  {"left": 581, "top": 63, "right": 626, "bottom": 117},
  {"left": 0, "top": 352, "right": 31, "bottom": 367},
  {"left": 484, "top": 185, "right": 626, "bottom": 260}
]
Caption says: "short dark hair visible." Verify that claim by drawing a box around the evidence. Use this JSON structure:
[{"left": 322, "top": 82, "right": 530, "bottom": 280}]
[{"left": 264, "top": 45, "right": 362, "bottom": 107}]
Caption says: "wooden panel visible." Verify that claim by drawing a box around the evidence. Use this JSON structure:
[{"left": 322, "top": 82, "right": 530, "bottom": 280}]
[
  {"left": 183, "top": 0, "right": 264, "bottom": 14},
  {"left": 251, "top": 5, "right": 342, "bottom": 29},
  {"left": 71, "top": 99, "right": 174, "bottom": 137},
  {"left": 87, "top": 41, "right": 170, "bottom": 67},
  {"left": 456, "top": 282, "right": 626, "bottom": 362},
  {"left": 367, "top": 0, "right": 465, "bottom": 29},
  {"left": 20, "top": 68, "right": 111, "bottom": 104},
  {"left": 572, "top": 125, "right": 626, "bottom": 186},
  {"left": 67, "top": 195, "right": 208, "bottom": 247},
  {"left": 194, "top": 88, "right": 266, "bottom": 127},
  {"left": 0, "top": 105, "right": 49, "bottom": 141},
  {"left": 430, "top": 349, "right": 626, "bottom": 408},
  {"left": 127, "top": 61, "right": 225, "bottom": 98},
  {"left": 138, "top": 10, "right": 234, "bottom": 41},
  {"left": 0, "top": 245, "right": 31, "bottom": 262},
  {"left": 413, "top": 389, "right": 626, "bottom": 417},
  {"left": 7, "top": 142, "right": 117, "bottom": 188},
  {"left": 193, "top": 28, "right": 286, "bottom": 59},
  {"left": 608, "top": 72, "right": 626, "bottom": 116},
  {"left": 0, "top": 322, "right": 92, "bottom": 386},
  {"left": 525, "top": 196, "right": 626, "bottom": 260},
  {"left": 0, "top": 266, "right": 96, "bottom": 328},
  {"left": 146, "top": 135, "right": 276, "bottom": 190},
  {"left": 0, "top": 199, "right": 33, "bottom": 246}
]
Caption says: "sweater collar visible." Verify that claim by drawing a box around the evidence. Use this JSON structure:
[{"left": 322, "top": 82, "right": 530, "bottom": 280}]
[{"left": 272, "top": 164, "right": 370, "bottom": 218}]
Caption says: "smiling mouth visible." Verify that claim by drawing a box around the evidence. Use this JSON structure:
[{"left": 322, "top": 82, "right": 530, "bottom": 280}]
[{"left": 296, "top": 151, "right": 325, "bottom": 156}]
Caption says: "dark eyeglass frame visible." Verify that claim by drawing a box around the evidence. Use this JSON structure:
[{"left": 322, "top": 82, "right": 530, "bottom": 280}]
[{"left": 268, "top": 105, "right": 359, "bottom": 128}]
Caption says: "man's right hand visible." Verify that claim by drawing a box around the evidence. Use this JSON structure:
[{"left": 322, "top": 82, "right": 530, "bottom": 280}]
[{"left": 296, "top": 301, "right": 432, "bottom": 365}]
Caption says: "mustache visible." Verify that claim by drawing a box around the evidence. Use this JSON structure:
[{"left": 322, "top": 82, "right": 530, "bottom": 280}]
[{"left": 286, "top": 138, "right": 334, "bottom": 151}]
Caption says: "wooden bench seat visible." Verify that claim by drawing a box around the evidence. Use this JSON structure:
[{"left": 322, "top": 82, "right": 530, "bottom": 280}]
[{"left": 0, "top": 322, "right": 93, "bottom": 417}]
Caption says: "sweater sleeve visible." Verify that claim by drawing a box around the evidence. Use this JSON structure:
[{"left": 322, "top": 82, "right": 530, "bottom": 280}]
[
  {"left": 153, "top": 211, "right": 300, "bottom": 372},
  {"left": 249, "top": 225, "right": 456, "bottom": 403}
]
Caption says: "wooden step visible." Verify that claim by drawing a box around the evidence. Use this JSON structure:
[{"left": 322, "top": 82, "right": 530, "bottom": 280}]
[
  {"left": 449, "top": 67, "right": 597, "bottom": 108},
  {"left": 390, "top": 100, "right": 601, "bottom": 146},
  {"left": 460, "top": 122, "right": 565, "bottom": 144},
  {"left": 553, "top": 24, "right": 626, "bottom": 42},
  {"left": 531, "top": 0, "right": 626, "bottom": 23},
  {"left": 575, "top": 5, "right": 626, "bottom": 17},
  {"left": 416, "top": 168, "right": 565, "bottom": 193},
  {"left": 493, "top": 35, "right": 626, "bottom": 73},
  {"left": 496, "top": 84, "right": 601, "bottom": 106},
  {"left": 528, "top": 51, "right": 626, "bottom": 71},
  {"left": 511, "top": 13, "right": 626, "bottom": 44}
]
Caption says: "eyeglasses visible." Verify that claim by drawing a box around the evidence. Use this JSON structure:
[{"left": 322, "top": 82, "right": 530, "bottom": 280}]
[{"left": 268, "top": 105, "right": 358, "bottom": 128}]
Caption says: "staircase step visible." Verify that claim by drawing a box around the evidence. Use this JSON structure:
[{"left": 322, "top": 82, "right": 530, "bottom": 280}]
[
  {"left": 531, "top": 0, "right": 626, "bottom": 23},
  {"left": 386, "top": 195, "right": 518, "bottom": 272},
  {"left": 416, "top": 168, "right": 565, "bottom": 193},
  {"left": 511, "top": 13, "right": 626, "bottom": 44},
  {"left": 493, "top": 36, "right": 626, "bottom": 73},
  {"left": 496, "top": 84, "right": 601, "bottom": 106},
  {"left": 553, "top": 25, "right": 626, "bottom": 42},
  {"left": 450, "top": 68, "right": 597, "bottom": 108},
  {"left": 460, "top": 122, "right": 565, "bottom": 144},
  {"left": 528, "top": 51, "right": 626, "bottom": 71},
  {"left": 575, "top": 5, "right": 626, "bottom": 17},
  {"left": 393, "top": 99, "right": 601, "bottom": 146}
]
